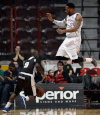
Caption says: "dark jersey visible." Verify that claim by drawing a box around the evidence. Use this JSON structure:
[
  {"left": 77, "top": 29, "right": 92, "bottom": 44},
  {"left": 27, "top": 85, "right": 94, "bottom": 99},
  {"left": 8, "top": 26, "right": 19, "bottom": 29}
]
[{"left": 21, "top": 56, "right": 38, "bottom": 74}]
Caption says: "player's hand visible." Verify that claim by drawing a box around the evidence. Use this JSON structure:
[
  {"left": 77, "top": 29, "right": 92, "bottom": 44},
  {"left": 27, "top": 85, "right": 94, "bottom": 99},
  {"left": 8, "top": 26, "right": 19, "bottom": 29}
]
[
  {"left": 56, "top": 28, "right": 65, "bottom": 34},
  {"left": 46, "top": 13, "right": 54, "bottom": 22}
]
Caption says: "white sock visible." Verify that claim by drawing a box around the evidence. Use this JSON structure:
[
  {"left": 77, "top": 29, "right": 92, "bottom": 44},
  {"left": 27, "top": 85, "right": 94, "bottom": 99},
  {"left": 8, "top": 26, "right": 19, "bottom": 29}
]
[
  {"left": 5, "top": 102, "right": 11, "bottom": 108},
  {"left": 25, "top": 96, "right": 29, "bottom": 101},
  {"left": 85, "top": 58, "right": 92, "bottom": 62}
]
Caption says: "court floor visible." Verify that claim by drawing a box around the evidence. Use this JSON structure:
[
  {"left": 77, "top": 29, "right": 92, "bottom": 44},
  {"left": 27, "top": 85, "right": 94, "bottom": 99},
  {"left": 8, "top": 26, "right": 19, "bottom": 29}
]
[{"left": 1, "top": 109, "right": 100, "bottom": 115}]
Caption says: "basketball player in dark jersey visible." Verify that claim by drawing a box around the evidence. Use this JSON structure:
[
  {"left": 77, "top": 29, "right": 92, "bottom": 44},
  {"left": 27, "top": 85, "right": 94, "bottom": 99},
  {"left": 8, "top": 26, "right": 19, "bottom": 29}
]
[{"left": 3, "top": 55, "right": 46, "bottom": 113}]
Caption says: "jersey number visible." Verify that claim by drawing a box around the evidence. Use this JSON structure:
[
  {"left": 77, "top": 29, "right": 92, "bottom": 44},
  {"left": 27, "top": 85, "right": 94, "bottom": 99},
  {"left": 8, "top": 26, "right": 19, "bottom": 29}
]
[{"left": 24, "top": 62, "right": 29, "bottom": 68}]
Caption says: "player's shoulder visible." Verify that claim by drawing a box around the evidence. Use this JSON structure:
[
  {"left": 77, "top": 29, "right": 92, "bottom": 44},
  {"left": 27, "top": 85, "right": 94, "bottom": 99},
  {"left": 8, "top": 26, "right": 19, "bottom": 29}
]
[
  {"left": 76, "top": 13, "right": 82, "bottom": 18},
  {"left": 76, "top": 13, "right": 82, "bottom": 21},
  {"left": 28, "top": 56, "right": 36, "bottom": 61}
]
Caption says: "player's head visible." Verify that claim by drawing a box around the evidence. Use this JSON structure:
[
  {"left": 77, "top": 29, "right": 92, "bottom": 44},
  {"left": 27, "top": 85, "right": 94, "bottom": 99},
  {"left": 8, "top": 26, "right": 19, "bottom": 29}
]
[
  {"left": 65, "top": 3, "right": 75, "bottom": 15},
  {"left": 57, "top": 61, "right": 64, "bottom": 71},
  {"left": 31, "top": 49, "right": 39, "bottom": 58}
]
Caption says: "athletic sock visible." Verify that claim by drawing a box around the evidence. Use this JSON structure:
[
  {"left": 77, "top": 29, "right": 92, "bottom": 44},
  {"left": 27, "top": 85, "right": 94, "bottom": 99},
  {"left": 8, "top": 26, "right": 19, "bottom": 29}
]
[
  {"left": 5, "top": 102, "right": 11, "bottom": 108},
  {"left": 85, "top": 58, "right": 92, "bottom": 62}
]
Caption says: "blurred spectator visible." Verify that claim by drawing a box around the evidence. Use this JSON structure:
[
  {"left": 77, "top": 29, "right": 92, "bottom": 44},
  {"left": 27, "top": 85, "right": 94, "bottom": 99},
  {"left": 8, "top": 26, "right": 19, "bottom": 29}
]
[
  {"left": 84, "top": 70, "right": 99, "bottom": 109},
  {"left": 0, "top": 64, "right": 4, "bottom": 104},
  {"left": 0, "top": 63, "right": 4, "bottom": 84},
  {"left": 53, "top": 61, "right": 70, "bottom": 84},
  {"left": 13, "top": 61, "right": 20, "bottom": 72},
  {"left": 63, "top": 60, "right": 74, "bottom": 76},
  {"left": 12, "top": 46, "right": 24, "bottom": 71},
  {"left": 0, "top": 63, "right": 18, "bottom": 106},
  {"left": 46, "top": 69, "right": 54, "bottom": 83}
]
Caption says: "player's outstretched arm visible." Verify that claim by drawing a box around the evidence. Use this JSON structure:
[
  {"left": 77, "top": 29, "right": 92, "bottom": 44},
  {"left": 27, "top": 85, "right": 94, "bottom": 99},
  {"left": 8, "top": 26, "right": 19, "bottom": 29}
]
[
  {"left": 46, "top": 13, "right": 66, "bottom": 27},
  {"left": 35, "top": 63, "right": 47, "bottom": 81}
]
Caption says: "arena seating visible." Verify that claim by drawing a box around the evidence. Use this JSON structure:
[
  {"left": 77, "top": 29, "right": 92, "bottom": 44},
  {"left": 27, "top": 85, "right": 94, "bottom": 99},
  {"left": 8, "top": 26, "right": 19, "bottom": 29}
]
[
  {"left": 16, "top": 6, "right": 28, "bottom": 18},
  {"left": 2, "top": 6, "right": 11, "bottom": 18},
  {"left": 28, "top": 17, "right": 38, "bottom": 29},
  {"left": 17, "top": 28, "right": 28, "bottom": 41},
  {"left": 16, "top": 17, "right": 27, "bottom": 29},
  {"left": 41, "top": 17, "right": 53, "bottom": 29},
  {"left": 27, "top": 6, "right": 38, "bottom": 18},
  {"left": 2, "top": 28, "right": 10, "bottom": 41},
  {"left": 1, "top": 17, "right": 10, "bottom": 28}
]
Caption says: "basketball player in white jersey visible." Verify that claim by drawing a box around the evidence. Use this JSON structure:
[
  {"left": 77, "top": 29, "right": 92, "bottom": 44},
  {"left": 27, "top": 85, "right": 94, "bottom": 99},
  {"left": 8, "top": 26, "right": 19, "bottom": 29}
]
[{"left": 47, "top": 3, "right": 97, "bottom": 69}]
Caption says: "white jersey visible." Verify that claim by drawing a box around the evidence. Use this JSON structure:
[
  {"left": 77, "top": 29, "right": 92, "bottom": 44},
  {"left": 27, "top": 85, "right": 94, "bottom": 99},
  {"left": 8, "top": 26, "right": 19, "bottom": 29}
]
[
  {"left": 65, "top": 13, "right": 83, "bottom": 38},
  {"left": 53, "top": 13, "right": 83, "bottom": 38}
]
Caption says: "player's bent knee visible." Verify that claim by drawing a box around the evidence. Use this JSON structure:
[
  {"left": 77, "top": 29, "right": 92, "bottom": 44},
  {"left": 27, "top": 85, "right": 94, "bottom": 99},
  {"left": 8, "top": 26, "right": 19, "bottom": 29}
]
[
  {"left": 78, "top": 57, "right": 84, "bottom": 62},
  {"left": 72, "top": 57, "right": 83, "bottom": 63}
]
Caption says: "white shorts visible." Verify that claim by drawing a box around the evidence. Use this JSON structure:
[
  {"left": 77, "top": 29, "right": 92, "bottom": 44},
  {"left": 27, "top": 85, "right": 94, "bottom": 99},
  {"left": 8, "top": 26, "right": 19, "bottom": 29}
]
[{"left": 56, "top": 37, "right": 81, "bottom": 60}]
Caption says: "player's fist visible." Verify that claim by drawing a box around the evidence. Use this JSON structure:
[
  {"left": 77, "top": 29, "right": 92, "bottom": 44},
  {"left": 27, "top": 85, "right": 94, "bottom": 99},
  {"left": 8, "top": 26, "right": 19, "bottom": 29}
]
[
  {"left": 56, "top": 28, "right": 65, "bottom": 34},
  {"left": 46, "top": 13, "right": 54, "bottom": 22}
]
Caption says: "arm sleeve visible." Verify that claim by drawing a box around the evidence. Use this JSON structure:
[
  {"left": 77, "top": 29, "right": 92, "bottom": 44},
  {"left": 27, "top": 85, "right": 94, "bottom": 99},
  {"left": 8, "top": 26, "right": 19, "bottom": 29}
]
[{"left": 53, "top": 19, "right": 66, "bottom": 27}]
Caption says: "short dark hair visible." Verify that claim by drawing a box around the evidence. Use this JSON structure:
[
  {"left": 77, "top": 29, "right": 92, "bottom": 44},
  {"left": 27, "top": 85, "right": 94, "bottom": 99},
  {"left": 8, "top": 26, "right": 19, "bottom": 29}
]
[
  {"left": 48, "top": 69, "right": 53, "bottom": 74},
  {"left": 57, "top": 60, "right": 64, "bottom": 66},
  {"left": 67, "top": 3, "right": 75, "bottom": 9},
  {"left": 9, "top": 62, "right": 15, "bottom": 67}
]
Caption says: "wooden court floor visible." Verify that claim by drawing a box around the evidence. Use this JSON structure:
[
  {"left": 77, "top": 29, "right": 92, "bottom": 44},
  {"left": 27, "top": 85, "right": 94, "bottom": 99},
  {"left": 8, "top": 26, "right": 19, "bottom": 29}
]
[{"left": 0, "top": 109, "right": 100, "bottom": 115}]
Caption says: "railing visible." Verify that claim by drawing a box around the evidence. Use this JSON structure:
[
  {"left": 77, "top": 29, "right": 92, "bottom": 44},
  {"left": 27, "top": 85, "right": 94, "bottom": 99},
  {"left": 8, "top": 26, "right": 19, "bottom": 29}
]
[{"left": 81, "top": 30, "right": 96, "bottom": 58}]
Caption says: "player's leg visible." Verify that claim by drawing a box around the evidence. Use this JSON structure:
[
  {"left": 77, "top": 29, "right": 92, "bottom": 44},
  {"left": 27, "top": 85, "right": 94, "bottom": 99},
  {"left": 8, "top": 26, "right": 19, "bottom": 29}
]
[
  {"left": 56, "top": 37, "right": 75, "bottom": 60},
  {"left": 56, "top": 45, "right": 71, "bottom": 60},
  {"left": 20, "top": 74, "right": 36, "bottom": 107},
  {"left": 3, "top": 78, "right": 24, "bottom": 113},
  {"left": 84, "top": 57, "right": 97, "bottom": 67},
  {"left": 72, "top": 57, "right": 97, "bottom": 69}
]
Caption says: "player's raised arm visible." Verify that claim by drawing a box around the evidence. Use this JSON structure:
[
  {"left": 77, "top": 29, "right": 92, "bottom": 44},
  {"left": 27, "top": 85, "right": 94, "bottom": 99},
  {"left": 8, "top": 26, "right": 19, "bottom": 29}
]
[{"left": 46, "top": 13, "right": 66, "bottom": 27}]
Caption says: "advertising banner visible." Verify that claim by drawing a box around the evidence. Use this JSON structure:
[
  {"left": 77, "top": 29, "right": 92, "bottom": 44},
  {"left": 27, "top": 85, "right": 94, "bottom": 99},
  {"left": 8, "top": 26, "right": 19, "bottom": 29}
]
[{"left": 15, "top": 83, "right": 84, "bottom": 110}]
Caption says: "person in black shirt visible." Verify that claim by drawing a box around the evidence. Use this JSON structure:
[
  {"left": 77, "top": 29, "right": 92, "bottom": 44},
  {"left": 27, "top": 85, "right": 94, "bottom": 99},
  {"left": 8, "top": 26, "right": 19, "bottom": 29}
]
[{"left": 3, "top": 53, "right": 46, "bottom": 113}]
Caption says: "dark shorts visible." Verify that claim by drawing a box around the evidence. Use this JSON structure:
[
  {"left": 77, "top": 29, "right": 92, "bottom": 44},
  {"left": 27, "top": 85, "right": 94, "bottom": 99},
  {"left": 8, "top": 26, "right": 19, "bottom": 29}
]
[{"left": 15, "top": 73, "right": 33, "bottom": 96}]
